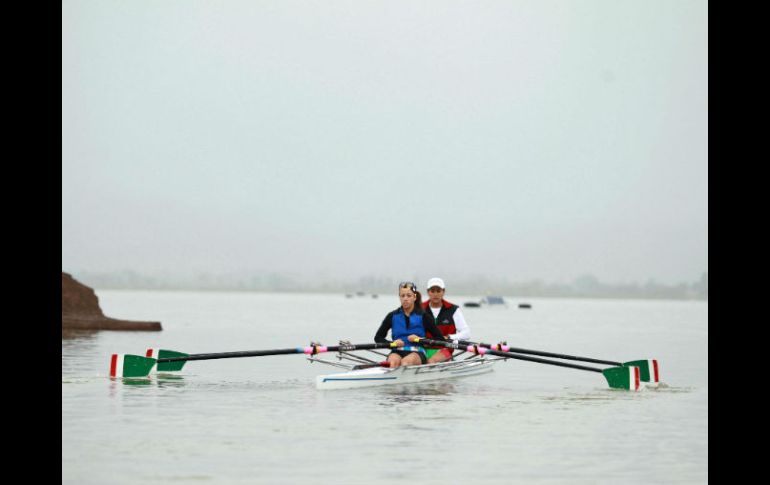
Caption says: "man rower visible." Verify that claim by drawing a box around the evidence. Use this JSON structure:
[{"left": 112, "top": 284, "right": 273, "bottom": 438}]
[{"left": 420, "top": 277, "right": 472, "bottom": 363}]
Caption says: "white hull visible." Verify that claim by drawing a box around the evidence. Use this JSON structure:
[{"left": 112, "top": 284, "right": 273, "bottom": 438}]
[{"left": 316, "top": 357, "right": 498, "bottom": 390}]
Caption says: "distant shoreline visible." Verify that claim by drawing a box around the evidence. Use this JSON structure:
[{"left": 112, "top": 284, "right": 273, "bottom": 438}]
[
  {"left": 71, "top": 271, "right": 708, "bottom": 302},
  {"left": 86, "top": 287, "right": 708, "bottom": 302}
]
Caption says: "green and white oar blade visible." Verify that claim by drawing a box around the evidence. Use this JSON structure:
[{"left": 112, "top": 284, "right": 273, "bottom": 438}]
[
  {"left": 623, "top": 359, "right": 659, "bottom": 385},
  {"left": 602, "top": 365, "right": 640, "bottom": 391},
  {"left": 146, "top": 349, "right": 189, "bottom": 372},
  {"left": 110, "top": 354, "right": 156, "bottom": 378}
]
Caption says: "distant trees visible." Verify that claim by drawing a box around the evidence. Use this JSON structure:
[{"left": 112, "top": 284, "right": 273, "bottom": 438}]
[
  {"left": 72, "top": 270, "right": 708, "bottom": 301},
  {"left": 692, "top": 272, "right": 708, "bottom": 299}
]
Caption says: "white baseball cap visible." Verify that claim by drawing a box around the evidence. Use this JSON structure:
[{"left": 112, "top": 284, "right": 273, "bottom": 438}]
[{"left": 426, "top": 277, "right": 445, "bottom": 290}]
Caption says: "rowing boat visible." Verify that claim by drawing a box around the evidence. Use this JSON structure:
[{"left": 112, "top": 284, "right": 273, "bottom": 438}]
[
  {"left": 316, "top": 358, "right": 498, "bottom": 390},
  {"left": 314, "top": 355, "right": 500, "bottom": 390},
  {"left": 110, "top": 337, "right": 659, "bottom": 391}
]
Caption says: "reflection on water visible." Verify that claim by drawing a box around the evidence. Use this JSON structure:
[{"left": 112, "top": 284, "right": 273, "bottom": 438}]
[
  {"left": 155, "top": 373, "right": 185, "bottom": 381},
  {"left": 533, "top": 382, "right": 694, "bottom": 408},
  {"left": 117, "top": 377, "right": 153, "bottom": 386},
  {"left": 156, "top": 374, "right": 187, "bottom": 388},
  {"left": 109, "top": 374, "right": 187, "bottom": 388},
  {"left": 380, "top": 382, "right": 456, "bottom": 402},
  {"left": 62, "top": 329, "right": 100, "bottom": 340}
]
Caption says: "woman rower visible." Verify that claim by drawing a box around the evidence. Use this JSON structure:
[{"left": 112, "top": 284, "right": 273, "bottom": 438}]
[{"left": 374, "top": 281, "right": 447, "bottom": 368}]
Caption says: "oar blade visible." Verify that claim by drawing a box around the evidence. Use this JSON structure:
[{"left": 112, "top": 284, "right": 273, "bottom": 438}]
[
  {"left": 146, "top": 349, "right": 189, "bottom": 372},
  {"left": 623, "top": 359, "right": 660, "bottom": 385},
  {"left": 602, "top": 365, "right": 640, "bottom": 391},
  {"left": 109, "top": 354, "right": 156, "bottom": 378}
]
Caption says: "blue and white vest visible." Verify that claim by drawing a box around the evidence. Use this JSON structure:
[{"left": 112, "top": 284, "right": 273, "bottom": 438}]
[{"left": 391, "top": 308, "right": 426, "bottom": 353}]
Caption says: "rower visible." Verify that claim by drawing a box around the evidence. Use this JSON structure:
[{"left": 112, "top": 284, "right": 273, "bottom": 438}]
[
  {"left": 420, "top": 277, "right": 472, "bottom": 363},
  {"left": 373, "top": 281, "right": 448, "bottom": 368}
]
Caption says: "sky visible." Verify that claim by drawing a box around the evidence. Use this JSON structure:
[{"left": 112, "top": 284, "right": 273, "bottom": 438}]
[{"left": 62, "top": 0, "right": 708, "bottom": 286}]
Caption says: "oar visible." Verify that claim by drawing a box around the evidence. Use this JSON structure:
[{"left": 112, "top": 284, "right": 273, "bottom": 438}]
[
  {"left": 413, "top": 337, "right": 641, "bottom": 390},
  {"left": 458, "top": 339, "right": 659, "bottom": 385},
  {"left": 109, "top": 342, "right": 397, "bottom": 378}
]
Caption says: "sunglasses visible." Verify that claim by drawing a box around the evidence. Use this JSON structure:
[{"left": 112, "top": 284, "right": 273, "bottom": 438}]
[{"left": 398, "top": 281, "right": 417, "bottom": 292}]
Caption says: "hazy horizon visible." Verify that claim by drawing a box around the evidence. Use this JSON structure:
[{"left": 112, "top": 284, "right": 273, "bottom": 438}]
[{"left": 62, "top": 1, "right": 708, "bottom": 287}]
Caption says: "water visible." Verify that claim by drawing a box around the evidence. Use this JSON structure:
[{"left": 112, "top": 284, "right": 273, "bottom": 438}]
[{"left": 62, "top": 291, "right": 708, "bottom": 484}]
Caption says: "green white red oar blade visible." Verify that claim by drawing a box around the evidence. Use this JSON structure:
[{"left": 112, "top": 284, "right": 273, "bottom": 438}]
[
  {"left": 623, "top": 359, "right": 660, "bottom": 386},
  {"left": 109, "top": 354, "right": 155, "bottom": 378},
  {"left": 602, "top": 365, "right": 641, "bottom": 390},
  {"left": 146, "top": 349, "right": 189, "bottom": 372}
]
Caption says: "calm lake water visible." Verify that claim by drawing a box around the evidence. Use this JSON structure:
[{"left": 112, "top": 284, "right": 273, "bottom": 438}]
[{"left": 62, "top": 291, "right": 707, "bottom": 484}]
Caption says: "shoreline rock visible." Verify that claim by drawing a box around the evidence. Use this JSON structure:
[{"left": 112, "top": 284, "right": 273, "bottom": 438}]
[{"left": 62, "top": 272, "right": 162, "bottom": 331}]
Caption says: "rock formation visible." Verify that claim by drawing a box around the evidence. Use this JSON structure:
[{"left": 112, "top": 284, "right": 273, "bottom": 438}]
[{"left": 62, "top": 272, "right": 162, "bottom": 331}]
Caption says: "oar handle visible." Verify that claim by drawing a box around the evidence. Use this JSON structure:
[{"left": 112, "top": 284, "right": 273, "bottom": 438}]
[
  {"left": 416, "top": 338, "right": 604, "bottom": 373},
  {"left": 458, "top": 340, "right": 622, "bottom": 366},
  {"left": 157, "top": 342, "right": 396, "bottom": 363}
]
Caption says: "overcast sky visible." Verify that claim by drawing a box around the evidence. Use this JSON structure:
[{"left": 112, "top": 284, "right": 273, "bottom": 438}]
[{"left": 62, "top": 0, "right": 707, "bottom": 285}]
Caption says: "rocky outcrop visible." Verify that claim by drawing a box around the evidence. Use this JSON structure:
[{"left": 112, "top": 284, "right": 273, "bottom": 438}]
[{"left": 62, "top": 272, "right": 162, "bottom": 331}]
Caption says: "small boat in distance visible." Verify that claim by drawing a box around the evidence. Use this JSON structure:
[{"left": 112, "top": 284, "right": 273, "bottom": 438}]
[
  {"left": 482, "top": 296, "right": 506, "bottom": 306},
  {"left": 464, "top": 296, "right": 507, "bottom": 308}
]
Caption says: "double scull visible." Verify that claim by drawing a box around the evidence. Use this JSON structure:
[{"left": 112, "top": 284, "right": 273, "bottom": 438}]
[{"left": 108, "top": 337, "right": 659, "bottom": 391}]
